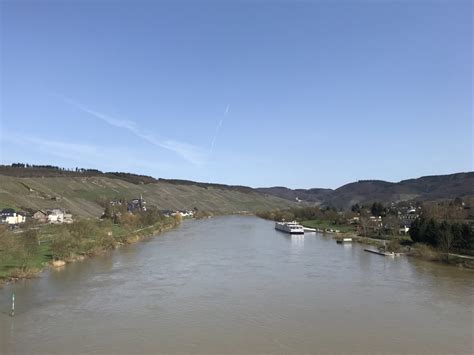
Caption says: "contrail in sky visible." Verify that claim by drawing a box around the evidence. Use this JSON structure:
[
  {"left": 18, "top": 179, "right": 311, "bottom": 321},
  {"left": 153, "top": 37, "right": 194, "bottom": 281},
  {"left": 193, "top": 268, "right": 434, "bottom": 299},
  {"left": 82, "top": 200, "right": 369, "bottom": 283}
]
[
  {"left": 210, "top": 104, "right": 229, "bottom": 153},
  {"left": 61, "top": 97, "right": 206, "bottom": 166}
]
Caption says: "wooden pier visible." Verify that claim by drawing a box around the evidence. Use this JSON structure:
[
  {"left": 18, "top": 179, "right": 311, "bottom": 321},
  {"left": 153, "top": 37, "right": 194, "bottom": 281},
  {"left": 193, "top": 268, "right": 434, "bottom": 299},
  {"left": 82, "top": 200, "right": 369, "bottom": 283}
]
[{"left": 364, "top": 249, "right": 401, "bottom": 257}]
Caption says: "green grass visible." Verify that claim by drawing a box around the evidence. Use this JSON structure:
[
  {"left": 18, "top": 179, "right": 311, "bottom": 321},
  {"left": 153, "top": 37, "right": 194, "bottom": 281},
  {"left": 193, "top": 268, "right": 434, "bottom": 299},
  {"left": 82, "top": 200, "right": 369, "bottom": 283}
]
[
  {"left": 0, "top": 242, "right": 52, "bottom": 279},
  {"left": 111, "top": 224, "right": 127, "bottom": 238},
  {"left": 0, "top": 198, "right": 18, "bottom": 210},
  {"left": 0, "top": 216, "right": 181, "bottom": 283},
  {"left": 300, "top": 219, "right": 356, "bottom": 233}
]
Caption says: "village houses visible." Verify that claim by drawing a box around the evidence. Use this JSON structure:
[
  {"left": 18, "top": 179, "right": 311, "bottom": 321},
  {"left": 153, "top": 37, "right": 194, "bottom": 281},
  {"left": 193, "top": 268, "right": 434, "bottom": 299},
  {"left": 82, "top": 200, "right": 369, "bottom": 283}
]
[
  {"left": 31, "top": 209, "right": 73, "bottom": 224},
  {"left": 0, "top": 208, "right": 26, "bottom": 225}
]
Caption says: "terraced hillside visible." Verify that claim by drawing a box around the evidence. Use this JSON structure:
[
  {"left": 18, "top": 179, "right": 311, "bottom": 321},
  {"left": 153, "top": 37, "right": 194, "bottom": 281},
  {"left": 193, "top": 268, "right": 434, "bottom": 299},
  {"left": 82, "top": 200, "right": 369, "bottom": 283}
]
[{"left": 0, "top": 175, "right": 298, "bottom": 217}]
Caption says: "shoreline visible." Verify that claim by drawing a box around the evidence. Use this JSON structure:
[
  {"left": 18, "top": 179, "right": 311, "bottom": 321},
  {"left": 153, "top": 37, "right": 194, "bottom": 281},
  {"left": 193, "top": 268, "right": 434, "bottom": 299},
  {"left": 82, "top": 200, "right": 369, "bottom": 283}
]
[
  {"left": 317, "top": 230, "right": 474, "bottom": 269},
  {"left": 0, "top": 220, "right": 180, "bottom": 288},
  {"left": 3, "top": 214, "right": 472, "bottom": 289}
]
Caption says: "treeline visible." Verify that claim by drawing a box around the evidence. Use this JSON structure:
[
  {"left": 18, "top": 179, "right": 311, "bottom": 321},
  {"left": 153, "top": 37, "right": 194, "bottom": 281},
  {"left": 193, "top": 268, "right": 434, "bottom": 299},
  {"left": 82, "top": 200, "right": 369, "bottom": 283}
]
[
  {"left": 0, "top": 164, "right": 159, "bottom": 185},
  {"left": 2, "top": 164, "right": 259, "bottom": 191},
  {"left": 102, "top": 205, "right": 168, "bottom": 230},
  {"left": 410, "top": 217, "right": 474, "bottom": 255},
  {"left": 10, "top": 163, "right": 101, "bottom": 173},
  {"left": 257, "top": 206, "right": 347, "bottom": 224},
  {"left": 351, "top": 202, "right": 389, "bottom": 216},
  {"left": 1, "top": 164, "right": 105, "bottom": 178}
]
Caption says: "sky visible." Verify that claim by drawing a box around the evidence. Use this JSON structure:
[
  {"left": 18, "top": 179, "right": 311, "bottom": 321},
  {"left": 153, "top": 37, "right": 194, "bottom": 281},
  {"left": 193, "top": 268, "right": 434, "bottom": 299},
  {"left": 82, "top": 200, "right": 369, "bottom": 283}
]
[{"left": 0, "top": 0, "right": 472, "bottom": 189}]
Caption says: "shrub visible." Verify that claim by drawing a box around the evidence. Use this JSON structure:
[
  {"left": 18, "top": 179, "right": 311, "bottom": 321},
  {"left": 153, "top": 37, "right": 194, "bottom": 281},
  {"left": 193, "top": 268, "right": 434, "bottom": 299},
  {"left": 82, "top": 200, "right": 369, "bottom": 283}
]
[
  {"left": 411, "top": 243, "right": 440, "bottom": 261},
  {"left": 96, "top": 232, "right": 116, "bottom": 250},
  {"left": 67, "top": 220, "right": 97, "bottom": 240},
  {"left": 386, "top": 239, "right": 401, "bottom": 252},
  {"left": 50, "top": 229, "right": 76, "bottom": 260}
]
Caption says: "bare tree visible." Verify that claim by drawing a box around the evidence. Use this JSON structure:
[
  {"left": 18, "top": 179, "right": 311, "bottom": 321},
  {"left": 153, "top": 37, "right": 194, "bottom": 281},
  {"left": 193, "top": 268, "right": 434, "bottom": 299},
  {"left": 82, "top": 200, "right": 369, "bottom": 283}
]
[
  {"left": 384, "top": 215, "right": 400, "bottom": 237},
  {"left": 437, "top": 225, "right": 455, "bottom": 262},
  {"left": 359, "top": 216, "right": 369, "bottom": 237}
]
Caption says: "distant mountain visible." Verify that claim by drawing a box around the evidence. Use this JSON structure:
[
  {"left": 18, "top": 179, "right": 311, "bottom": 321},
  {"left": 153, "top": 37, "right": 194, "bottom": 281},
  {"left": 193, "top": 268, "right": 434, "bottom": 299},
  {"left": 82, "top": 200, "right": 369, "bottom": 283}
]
[
  {"left": 259, "top": 172, "right": 474, "bottom": 209},
  {"left": 256, "top": 187, "right": 333, "bottom": 203}
]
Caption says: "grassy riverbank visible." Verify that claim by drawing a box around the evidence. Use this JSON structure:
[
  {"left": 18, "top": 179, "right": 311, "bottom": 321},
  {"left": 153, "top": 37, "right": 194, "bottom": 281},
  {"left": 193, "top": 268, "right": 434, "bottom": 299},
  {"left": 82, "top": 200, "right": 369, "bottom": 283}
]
[
  {"left": 300, "top": 219, "right": 356, "bottom": 233},
  {"left": 257, "top": 206, "right": 474, "bottom": 269},
  {"left": 0, "top": 213, "right": 181, "bottom": 286}
]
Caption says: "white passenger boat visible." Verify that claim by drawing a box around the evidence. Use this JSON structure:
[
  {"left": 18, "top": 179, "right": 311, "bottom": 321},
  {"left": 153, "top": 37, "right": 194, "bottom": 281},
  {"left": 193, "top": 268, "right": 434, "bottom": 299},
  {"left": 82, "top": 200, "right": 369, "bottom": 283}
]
[
  {"left": 336, "top": 238, "right": 353, "bottom": 244},
  {"left": 275, "top": 221, "right": 305, "bottom": 234}
]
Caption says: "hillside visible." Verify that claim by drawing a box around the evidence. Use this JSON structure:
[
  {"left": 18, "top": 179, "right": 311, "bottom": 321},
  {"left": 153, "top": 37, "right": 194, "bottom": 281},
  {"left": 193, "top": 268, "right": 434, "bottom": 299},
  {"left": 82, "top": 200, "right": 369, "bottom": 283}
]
[
  {"left": 1, "top": 166, "right": 472, "bottom": 216},
  {"left": 260, "top": 172, "right": 474, "bottom": 209},
  {"left": 256, "top": 187, "right": 333, "bottom": 203},
  {"left": 0, "top": 175, "right": 298, "bottom": 218}
]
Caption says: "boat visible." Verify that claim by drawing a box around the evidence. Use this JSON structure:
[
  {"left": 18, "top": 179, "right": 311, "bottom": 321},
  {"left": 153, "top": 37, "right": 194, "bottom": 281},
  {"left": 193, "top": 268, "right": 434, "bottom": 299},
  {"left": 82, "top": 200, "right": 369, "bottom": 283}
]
[
  {"left": 275, "top": 221, "right": 305, "bottom": 234},
  {"left": 336, "top": 238, "right": 353, "bottom": 244}
]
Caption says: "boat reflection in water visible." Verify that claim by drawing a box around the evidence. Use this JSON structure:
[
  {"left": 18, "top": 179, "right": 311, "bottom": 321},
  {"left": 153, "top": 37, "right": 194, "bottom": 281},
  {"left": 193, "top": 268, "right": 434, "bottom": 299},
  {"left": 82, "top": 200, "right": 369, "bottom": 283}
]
[{"left": 285, "top": 233, "right": 305, "bottom": 252}]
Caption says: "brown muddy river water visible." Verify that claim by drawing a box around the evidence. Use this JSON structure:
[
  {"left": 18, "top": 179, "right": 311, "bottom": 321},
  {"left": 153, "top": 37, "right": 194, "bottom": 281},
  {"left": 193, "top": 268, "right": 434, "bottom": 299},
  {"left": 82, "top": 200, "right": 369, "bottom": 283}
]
[{"left": 0, "top": 216, "right": 473, "bottom": 354}]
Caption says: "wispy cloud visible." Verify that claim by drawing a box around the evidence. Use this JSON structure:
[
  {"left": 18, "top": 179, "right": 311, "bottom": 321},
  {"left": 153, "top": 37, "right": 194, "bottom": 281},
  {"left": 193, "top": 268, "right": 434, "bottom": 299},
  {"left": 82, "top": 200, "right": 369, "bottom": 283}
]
[
  {"left": 62, "top": 98, "right": 206, "bottom": 166},
  {"left": 5, "top": 133, "right": 98, "bottom": 161},
  {"left": 3, "top": 132, "right": 173, "bottom": 172},
  {"left": 210, "top": 104, "right": 230, "bottom": 153}
]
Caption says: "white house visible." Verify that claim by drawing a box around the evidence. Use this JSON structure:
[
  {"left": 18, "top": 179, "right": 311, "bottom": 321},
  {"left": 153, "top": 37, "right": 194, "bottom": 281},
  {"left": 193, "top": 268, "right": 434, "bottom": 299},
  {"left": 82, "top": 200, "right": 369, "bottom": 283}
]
[
  {"left": 399, "top": 225, "right": 410, "bottom": 235},
  {"left": 48, "top": 209, "right": 65, "bottom": 224},
  {"left": 171, "top": 210, "right": 195, "bottom": 218},
  {"left": 4, "top": 213, "right": 26, "bottom": 225},
  {"left": 47, "top": 209, "right": 73, "bottom": 224}
]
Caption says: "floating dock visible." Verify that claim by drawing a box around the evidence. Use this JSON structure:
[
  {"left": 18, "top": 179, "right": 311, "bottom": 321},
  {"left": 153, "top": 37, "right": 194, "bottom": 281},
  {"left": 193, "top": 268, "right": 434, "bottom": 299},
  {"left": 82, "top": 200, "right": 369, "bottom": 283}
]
[
  {"left": 364, "top": 249, "right": 401, "bottom": 256},
  {"left": 336, "top": 238, "right": 353, "bottom": 244}
]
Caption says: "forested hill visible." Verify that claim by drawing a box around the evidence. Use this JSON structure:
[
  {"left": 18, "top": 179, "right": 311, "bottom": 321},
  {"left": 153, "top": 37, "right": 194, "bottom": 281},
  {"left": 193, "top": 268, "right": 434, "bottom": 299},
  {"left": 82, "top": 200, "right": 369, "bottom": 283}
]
[
  {"left": 259, "top": 172, "right": 474, "bottom": 209},
  {"left": 256, "top": 187, "right": 333, "bottom": 203}
]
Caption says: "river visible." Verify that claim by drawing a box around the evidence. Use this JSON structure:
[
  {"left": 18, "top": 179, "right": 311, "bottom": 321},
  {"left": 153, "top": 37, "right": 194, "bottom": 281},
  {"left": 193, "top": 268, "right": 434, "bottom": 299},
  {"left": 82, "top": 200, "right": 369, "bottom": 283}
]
[{"left": 0, "top": 216, "right": 473, "bottom": 354}]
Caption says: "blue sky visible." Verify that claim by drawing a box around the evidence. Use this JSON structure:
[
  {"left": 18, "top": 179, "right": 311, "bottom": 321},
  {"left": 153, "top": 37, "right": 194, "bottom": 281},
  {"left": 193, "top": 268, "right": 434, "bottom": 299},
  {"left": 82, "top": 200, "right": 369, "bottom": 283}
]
[{"left": 0, "top": 0, "right": 472, "bottom": 189}]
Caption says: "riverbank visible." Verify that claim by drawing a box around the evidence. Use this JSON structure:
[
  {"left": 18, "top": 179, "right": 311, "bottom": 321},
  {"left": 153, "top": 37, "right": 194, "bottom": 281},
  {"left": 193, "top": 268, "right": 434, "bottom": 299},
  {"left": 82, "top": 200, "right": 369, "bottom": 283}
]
[
  {"left": 2, "top": 215, "right": 472, "bottom": 355},
  {"left": 300, "top": 219, "right": 356, "bottom": 234},
  {"left": 0, "top": 211, "right": 236, "bottom": 287},
  {"left": 0, "top": 217, "right": 181, "bottom": 287},
  {"left": 312, "top": 228, "right": 474, "bottom": 269}
]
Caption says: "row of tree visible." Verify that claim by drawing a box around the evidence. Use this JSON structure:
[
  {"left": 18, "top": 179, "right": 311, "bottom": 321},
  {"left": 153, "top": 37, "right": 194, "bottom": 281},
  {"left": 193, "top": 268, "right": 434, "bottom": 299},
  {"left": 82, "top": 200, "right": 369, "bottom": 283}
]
[
  {"left": 351, "top": 202, "right": 397, "bottom": 217},
  {"left": 8, "top": 163, "right": 100, "bottom": 173},
  {"left": 257, "top": 206, "right": 348, "bottom": 225},
  {"left": 4, "top": 164, "right": 158, "bottom": 185},
  {"left": 410, "top": 217, "right": 474, "bottom": 257}
]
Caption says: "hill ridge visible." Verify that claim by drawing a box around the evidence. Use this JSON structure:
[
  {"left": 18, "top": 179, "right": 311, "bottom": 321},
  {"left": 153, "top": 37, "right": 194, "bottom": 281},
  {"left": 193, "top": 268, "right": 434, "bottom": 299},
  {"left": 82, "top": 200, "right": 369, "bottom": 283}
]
[{"left": 0, "top": 165, "right": 472, "bottom": 213}]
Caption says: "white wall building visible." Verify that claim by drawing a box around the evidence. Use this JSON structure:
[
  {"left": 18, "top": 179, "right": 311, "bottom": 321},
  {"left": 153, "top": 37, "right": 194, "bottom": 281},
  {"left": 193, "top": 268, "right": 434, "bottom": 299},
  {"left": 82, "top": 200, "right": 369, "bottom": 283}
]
[
  {"left": 4, "top": 213, "right": 26, "bottom": 225},
  {"left": 48, "top": 209, "right": 65, "bottom": 224}
]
